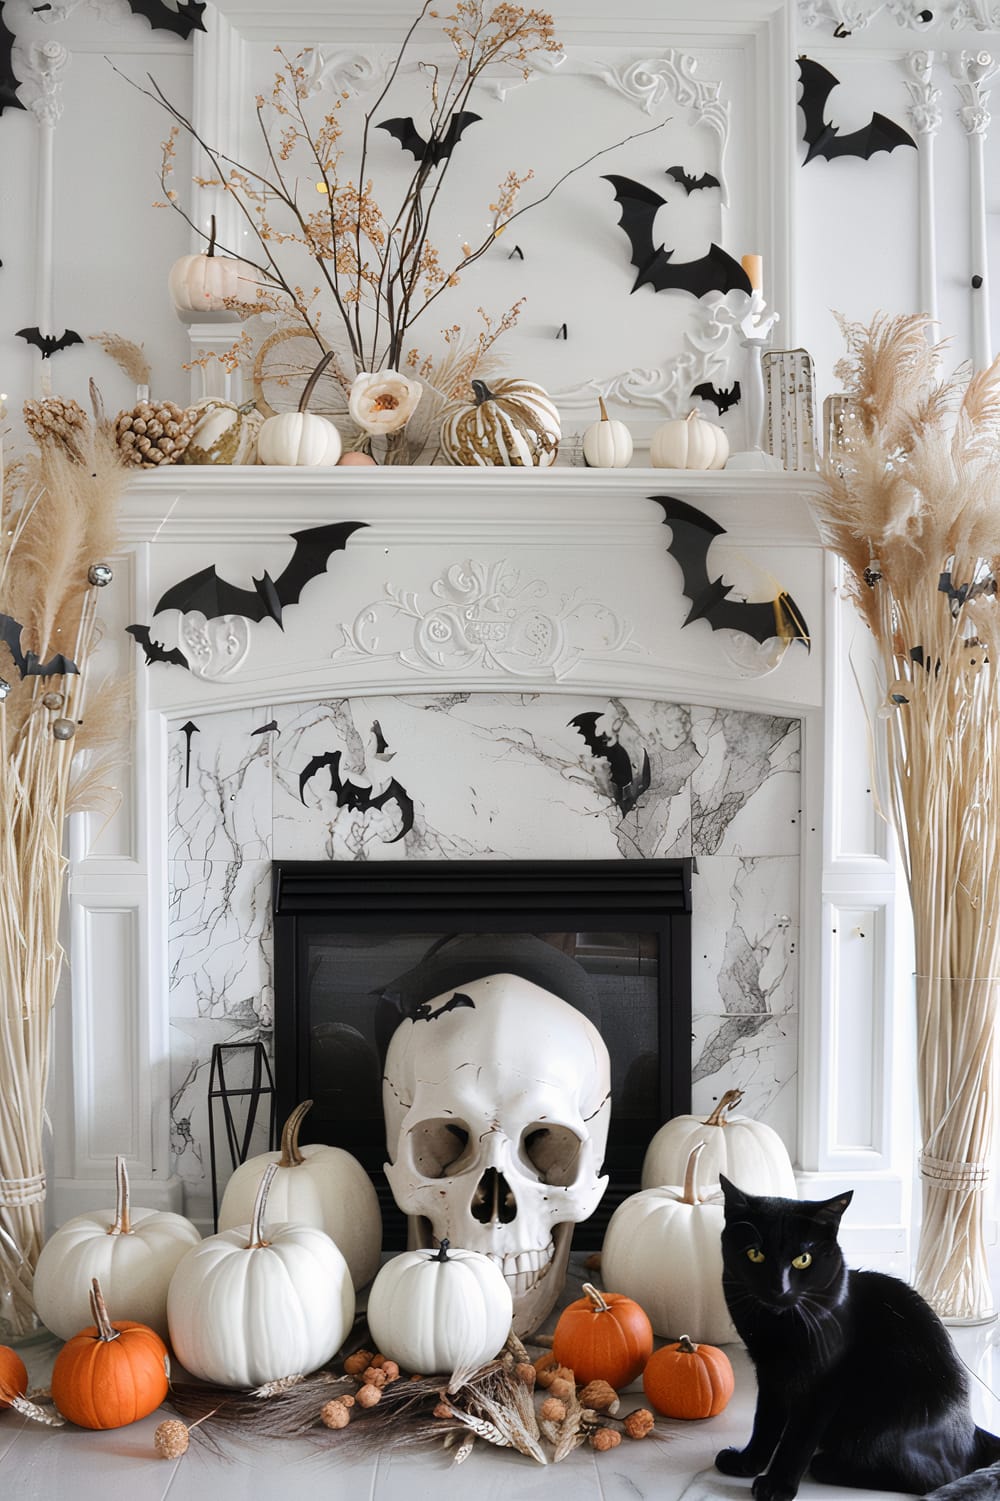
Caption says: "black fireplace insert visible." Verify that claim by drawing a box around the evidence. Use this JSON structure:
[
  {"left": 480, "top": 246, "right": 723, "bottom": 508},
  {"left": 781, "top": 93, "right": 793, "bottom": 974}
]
[{"left": 272, "top": 859, "right": 692, "bottom": 1247}]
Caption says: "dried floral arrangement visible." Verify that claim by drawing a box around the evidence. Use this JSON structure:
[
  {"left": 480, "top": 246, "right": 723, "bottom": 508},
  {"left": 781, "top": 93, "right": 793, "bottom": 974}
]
[
  {"left": 162, "top": 1328, "right": 660, "bottom": 1465},
  {"left": 814, "top": 312, "right": 1000, "bottom": 1320},
  {"left": 0, "top": 396, "right": 129, "bottom": 1336},
  {"left": 126, "top": 1, "right": 663, "bottom": 461}
]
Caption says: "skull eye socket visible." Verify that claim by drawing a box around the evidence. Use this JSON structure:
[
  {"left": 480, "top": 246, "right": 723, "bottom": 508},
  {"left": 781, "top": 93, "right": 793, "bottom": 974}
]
[
  {"left": 520, "top": 1123, "right": 586, "bottom": 1186},
  {"left": 406, "top": 1119, "right": 474, "bottom": 1177}
]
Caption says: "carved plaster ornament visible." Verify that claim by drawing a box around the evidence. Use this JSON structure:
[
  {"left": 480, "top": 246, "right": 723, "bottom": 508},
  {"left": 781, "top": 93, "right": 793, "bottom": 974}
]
[{"left": 383, "top": 972, "right": 611, "bottom": 1335}]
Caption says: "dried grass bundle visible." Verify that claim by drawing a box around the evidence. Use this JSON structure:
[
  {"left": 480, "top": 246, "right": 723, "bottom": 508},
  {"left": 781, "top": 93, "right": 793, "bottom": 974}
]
[
  {"left": 89, "top": 332, "right": 151, "bottom": 387},
  {"left": 816, "top": 312, "right": 1000, "bottom": 1319},
  {"left": 0, "top": 412, "right": 129, "bottom": 1335}
]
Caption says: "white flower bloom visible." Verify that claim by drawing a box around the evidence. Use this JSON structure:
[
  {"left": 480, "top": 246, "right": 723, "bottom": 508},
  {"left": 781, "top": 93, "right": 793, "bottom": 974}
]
[{"left": 348, "top": 370, "right": 422, "bottom": 434}]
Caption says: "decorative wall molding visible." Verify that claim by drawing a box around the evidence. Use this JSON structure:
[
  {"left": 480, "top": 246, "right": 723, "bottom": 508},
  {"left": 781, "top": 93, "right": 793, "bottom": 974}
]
[
  {"left": 332, "top": 558, "right": 638, "bottom": 680},
  {"left": 178, "top": 611, "right": 252, "bottom": 678},
  {"left": 951, "top": 49, "right": 996, "bottom": 368},
  {"left": 7, "top": 0, "right": 129, "bottom": 22},
  {"left": 904, "top": 50, "right": 942, "bottom": 323},
  {"left": 11, "top": 38, "right": 69, "bottom": 124},
  {"left": 799, "top": 0, "right": 1000, "bottom": 29}
]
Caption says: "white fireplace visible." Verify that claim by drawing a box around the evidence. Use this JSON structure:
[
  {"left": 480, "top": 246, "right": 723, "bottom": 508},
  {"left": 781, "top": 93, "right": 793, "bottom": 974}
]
[{"left": 49, "top": 465, "right": 909, "bottom": 1268}]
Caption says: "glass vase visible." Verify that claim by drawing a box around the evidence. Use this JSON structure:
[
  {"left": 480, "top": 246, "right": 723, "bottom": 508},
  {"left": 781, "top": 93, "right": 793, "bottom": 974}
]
[
  {"left": 913, "top": 974, "right": 1000, "bottom": 1324},
  {"left": 0, "top": 1215, "right": 45, "bottom": 1347}
]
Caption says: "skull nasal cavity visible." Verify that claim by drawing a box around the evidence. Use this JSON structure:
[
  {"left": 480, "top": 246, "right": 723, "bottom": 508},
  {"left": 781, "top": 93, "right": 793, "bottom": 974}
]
[{"left": 471, "top": 1167, "right": 517, "bottom": 1225}]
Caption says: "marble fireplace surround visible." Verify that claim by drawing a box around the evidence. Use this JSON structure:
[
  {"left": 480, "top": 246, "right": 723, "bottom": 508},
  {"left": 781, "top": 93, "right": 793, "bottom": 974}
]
[{"left": 55, "top": 467, "right": 908, "bottom": 1264}]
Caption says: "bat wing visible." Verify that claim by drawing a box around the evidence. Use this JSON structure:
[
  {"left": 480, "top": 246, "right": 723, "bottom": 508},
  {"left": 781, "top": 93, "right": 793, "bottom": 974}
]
[
  {"left": 825, "top": 111, "right": 915, "bottom": 161},
  {"left": 267, "top": 520, "right": 368, "bottom": 619},
  {"left": 602, "top": 175, "right": 671, "bottom": 293},
  {"left": 659, "top": 245, "right": 752, "bottom": 298},
  {"left": 299, "top": 750, "right": 343, "bottom": 805},
  {"left": 125, "top": 623, "right": 190, "bottom": 669},
  {"left": 154, "top": 565, "right": 268, "bottom": 623},
  {"left": 434, "top": 110, "right": 482, "bottom": 164},
  {"left": 569, "top": 711, "right": 635, "bottom": 804},
  {"left": 798, "top": 58, "right": 838, "bottom": 163},
  {"left": 125, "top": 0, "right": 207, "bottom": 38},
  {"left": 1, "top": 612, "right": 80, "bottom": 677},
  {"left": 653, "top": 497, "right": 727, "bottom": 613},
  {"left": 377, "top": 116, "right": 428, "bottom": 161},
  {"left": 666, "top": 166, "right": 720, "bottom": 194},
  {"left": 0, "top": 612, "right": 27, "bottom": 676},
  {"left": 366, "top": 778, "right": 415, "bottom": 842},
  {"left": 0, "top": 10, "right": 24, "bottom": 115},
  {"left": 619, "top": 749, "right": 652, "bottom": 816}
]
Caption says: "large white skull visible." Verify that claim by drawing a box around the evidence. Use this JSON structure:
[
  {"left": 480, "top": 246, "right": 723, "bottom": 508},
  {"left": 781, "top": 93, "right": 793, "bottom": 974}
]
[{"left": 383, "top": 972, "right": 611, "bottom": 1334}]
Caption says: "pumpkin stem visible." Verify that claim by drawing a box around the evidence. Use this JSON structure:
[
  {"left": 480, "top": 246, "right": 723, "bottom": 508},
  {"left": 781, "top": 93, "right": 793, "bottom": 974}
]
[
  {"left": 471, "top": 379, "right": 494, "bottom": 407},
  {"left": 435, "top": 1239, "right": 451, "bottom": 1261},
  {"left": 704, "top": 1089, "right": 744, "bottom": 1128},
  {"left": 278, "top": 1100, "right": 312, "bottom": 1168},
  {"left": 298, "top": 350, "right": 336, "bottom": 415},
  {"left": 582, "top": 1282, "right": 611, "bottom": 1314},
  {"left": 108, "top": 1154, "right": 132, "bottom": 1236},
  {"left": 685, "top": 409, "right": 698, "bottom": 423},
  {"left": 598, "top": 396, "right": 610, "bottom": 423},
  {"left": 207, "top": 213, "right": 217, "bottom": 258},
  {"left": 682, "top": 1140, "right": 707, "bottom": 1205},
  {"left": 677, "top": 1334, "right": 698, "bottom": 1354},
  {"left": 247, "top": 1161, "right": 279, "bottom": 1250},
  {"left": 89, "top": 1278, "right": 120, "bottom": 1343}
]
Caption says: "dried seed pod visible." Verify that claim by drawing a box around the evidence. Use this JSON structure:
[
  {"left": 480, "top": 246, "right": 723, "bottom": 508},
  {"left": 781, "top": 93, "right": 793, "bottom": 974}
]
[
  {"left": 343, "top": 1349, "right": 374, "bottom": 1376},
  {"left": 433, "top": 1401, "right": 453, "bottom": 1419},
  {"left": 114, "top": 400, "right": 194, "bottom": 468},
  {"left": 549, "top": 1376, "right": 575, "bottom": 1401},
  {"left": 154, "top": 1418, "right": 190, "bottom": 1458},
  {"left": 379, "top": 1360, "right": 401, "bottom": 1382},
  {"left": 590, "top": 1427, "right": 622, "bottom": 1452},
  {"left": 355, "top": 1383, "right": 382, "bottom": 1409},
  {"left": 320, "top": 1399, "right": 351, "bottom": 1430},
  {"left": 536, "top": 1361, "right": 575, "bottom": 1390},
  {"left": 514, "top": 1361, "right": 537, "bottom": 1389},
  {"left": 540, "top": 1397, "right": 567, "bottom": 1422},
  {"left": 624, "top": 1408, "right": 655, "bottom": 1440},
  {"left": 579, "top": 1379, "right": 620, "bottom": 1415},
  {"left": 362, "top": 1366, "right": 389, "bottom": 1388},
  {"left": 23, "top": 396, "right": 88, "bottom": 457}
]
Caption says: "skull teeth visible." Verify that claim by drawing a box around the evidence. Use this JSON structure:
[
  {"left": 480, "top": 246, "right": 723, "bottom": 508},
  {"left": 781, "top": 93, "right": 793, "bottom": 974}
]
[{"left": 485, "top": 1244, "right": 555, "bottom": 1297}]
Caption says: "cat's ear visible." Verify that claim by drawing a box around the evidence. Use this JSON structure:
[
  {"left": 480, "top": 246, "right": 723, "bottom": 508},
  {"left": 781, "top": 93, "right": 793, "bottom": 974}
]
[
  {"left": 812, "top": 1190, "right": 853, "bottom": 1227},
  {"left": 719, "top": 1174, "right": 749, "bottom": 1211}
]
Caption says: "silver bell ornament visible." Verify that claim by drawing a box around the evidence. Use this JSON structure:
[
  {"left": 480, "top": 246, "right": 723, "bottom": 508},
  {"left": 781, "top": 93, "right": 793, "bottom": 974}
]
[
  {"left": 42, "top": 691, "right": 64, "bottom": 710},
  {"left": 52, "top": 718, "right": 77, "bottom": 741},
  {"left": 0, "top": 678, "right": 10, "bottom": 702},
  {"left": 88, "top": 563, "right": 113, "bottom": 587}
]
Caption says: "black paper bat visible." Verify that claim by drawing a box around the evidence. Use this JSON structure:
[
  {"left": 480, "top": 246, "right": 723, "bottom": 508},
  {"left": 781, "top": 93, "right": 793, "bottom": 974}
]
[
  {"left": 692, "top": 380, "right": 742, "bottom": 415},
  {"left": 124, "top": 0, "right": 207, "bottom": 38},
  {"left": 655, "top": 497, "right": 811, "bottom": 648},
  {"left": 126, "top": 623, "right": 190, "bottom": 670},
  {"left": 298, "top": 749, "right": 415, "bottom": 843},
  {"left": 154, "top": 520, "right": 367, "bottom": 628},
  {"left": 377, "top": 111, "right": 482, "bottom": 167},
  {"left": 569, "top": 711, "right": 652, "bottom": 816},
  {"left": 0, "top": 613, "right": 79, "bottom": 678},
  {"left": 666, "top": 165, "right": 721, "bottom": 194},
  {"left": 413, "top": 991, "right": 476, "bottom": 1023},
  {"left": 798, "top": 58, "right": 915, "bottom": 164},
  {"left": 16, "top": 327, "right": 84, "bottom": 359},
  {"left": 0, "top": 9, "right": 24, "bottom": 115},
  {"left": 602, "top": 176, "right": 751, "bottom": 298}
]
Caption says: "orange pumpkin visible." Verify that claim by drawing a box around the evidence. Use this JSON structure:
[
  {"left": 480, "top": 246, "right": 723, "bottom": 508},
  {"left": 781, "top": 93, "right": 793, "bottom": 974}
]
[
  {"left": 552, "top": 1282, "right": 654, "bottom": 1389},
  {"left": 51, "top": 1277, "right": 168, "bottom": 1430},
  {"left": 642, "top": 1333, "right": 734, "bottom": 1419},
  {"left": 0, "top": 1345, "right": 28, "bottom": 1411}
]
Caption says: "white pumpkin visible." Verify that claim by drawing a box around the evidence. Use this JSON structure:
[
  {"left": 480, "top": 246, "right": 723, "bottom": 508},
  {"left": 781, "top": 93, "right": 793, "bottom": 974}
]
[
  {"left": 167, "top": 1163, "right": 355, "bottom": 1388},
  {"left": 366, "top": 1240, "right": 513, "bottom": 1375},
  {"left": 182, "top": 398, "right": 263, "bottom": 465},
  {"left": 218, "top": 1099, "right": 381, "bottom": 1290},
  {"left": 168, "top": 215, "right": 259, "bottom": 314},
  {"left": 257, "top": 350, "right": 342, "bottom": 466},
  {"left": 651, "top": 409, "right": 729, "bottom": 470},
  {"left": 582, "top": 397, "right": 633, "bottom": 469},
  {"left": 33, "top": 1156, "right": 200, "bottom": 1340},
  {"left": 642, "top": 1087, "right": 797, "bottom": 1197},
  {"left": 440, "top": 378, "right": 561, "bottom": 467},
  {"left": 602, "top": 1143, "right": 738, "bottom": 1345}
]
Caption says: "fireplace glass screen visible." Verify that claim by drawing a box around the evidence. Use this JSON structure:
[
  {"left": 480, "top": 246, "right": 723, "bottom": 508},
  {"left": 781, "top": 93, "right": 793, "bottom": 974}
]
[{"left": 273, "top": 860, "right": 692, "bottom": 1247}]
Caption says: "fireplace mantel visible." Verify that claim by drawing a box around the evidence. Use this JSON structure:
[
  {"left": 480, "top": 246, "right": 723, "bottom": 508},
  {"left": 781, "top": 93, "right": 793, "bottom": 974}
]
[{"left": 52, "top": 465, "right": 907, "bottom": 1272}]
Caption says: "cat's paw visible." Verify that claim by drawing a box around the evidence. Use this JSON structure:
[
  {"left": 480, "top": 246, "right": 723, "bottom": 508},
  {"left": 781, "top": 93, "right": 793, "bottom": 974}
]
[
  {"left": 716, "top": 1447, "right": 762, "bottom": 1478},
  {"left": 752, "top": 1476, "right": 799, "bottom": 1501}
]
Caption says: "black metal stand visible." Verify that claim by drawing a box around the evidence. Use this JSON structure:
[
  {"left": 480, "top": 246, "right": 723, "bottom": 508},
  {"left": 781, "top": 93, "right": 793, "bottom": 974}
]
[{"left": 207, "top": 1040, "right": 277, "bottom": 1230}]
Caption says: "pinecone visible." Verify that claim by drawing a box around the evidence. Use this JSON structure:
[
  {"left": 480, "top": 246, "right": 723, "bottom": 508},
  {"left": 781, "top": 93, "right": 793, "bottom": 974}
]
[
  {"left": 23, "top": 396, "right": 88, "bottom": 455},
  {"left": 115, "top": 399, "right": 194, "bottom": 467}
]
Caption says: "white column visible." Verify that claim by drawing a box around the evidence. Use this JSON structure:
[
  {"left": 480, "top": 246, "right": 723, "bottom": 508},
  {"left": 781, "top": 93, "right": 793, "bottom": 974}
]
[
  {"left": 952, "top": 50, "right": 998, "bottom": 372},
  {"left": 903, "top": 51, "right": 941, "bottom": 327}
]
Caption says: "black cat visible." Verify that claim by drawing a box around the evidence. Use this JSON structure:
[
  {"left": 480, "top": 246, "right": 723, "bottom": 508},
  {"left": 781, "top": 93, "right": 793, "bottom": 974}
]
[{"left": 717, "top": 1176, "right": 1000, "bottom": 1501}]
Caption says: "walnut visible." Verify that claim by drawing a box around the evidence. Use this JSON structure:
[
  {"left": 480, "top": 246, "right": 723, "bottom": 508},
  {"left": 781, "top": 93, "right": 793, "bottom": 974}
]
[
  {"left": 539, "top": 1397, "right": 567, "bottom": 1422},
  {"left": 536, "top": 1361, "right": 575, "bottom": 1389},
  {"left": 590, "top": 1427, "right": 622, "bottom": 1452},
  {"left": 153, "top": 1418, "right": 190, "bottom": 1458},
  {"left": 514, "top": 1362, "right": 537, "bottom": 1389},
  {"left": 320, "top": 1399, "right": 351, "bottom": 1430},
  {"left": 549, "top": 1376, "right": 575, "bottom": 1400},
  {"left": 579, "top": 1379, "right": 620, "bottom": 1415},
  {"left": 362, "top": 1365, "right": 389, "bottom": 1388},
  {"left": 624, "top": 1408, "right": 655, "bottom": 1440},
  {"left": 355, "top": 1383, "right": 382, "bottom": 1408},
  {"left": 380, "top": 1360, "right": 401, "bottom": 1382},
  {"left": 343, "top": 1349, "right": 374, "bottom": 1376}
]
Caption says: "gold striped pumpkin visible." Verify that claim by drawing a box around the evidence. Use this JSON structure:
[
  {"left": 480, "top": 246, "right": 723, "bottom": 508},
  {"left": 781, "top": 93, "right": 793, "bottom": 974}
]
[{"left": 440, "top": 379, "right": 561, "bottom": 467}]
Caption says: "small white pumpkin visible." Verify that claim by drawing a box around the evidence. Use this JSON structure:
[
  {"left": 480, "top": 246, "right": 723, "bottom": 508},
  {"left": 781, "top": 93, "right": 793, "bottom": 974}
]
[
  {"left": 651, "top": 409, "right": 728, "bottom": 470},
  {"left": 167, "top": 1163, "right": 355, "bottom": 1388},
  {"left": 642, "top": 1087, "right": 797, "bottom": 1197},
  {"left": 182, "top": 397, "right": 263, "bottom": 466},
  {"left": 440, "top": 378, "right": 561, "bottom": 467},
  {"left": 582, "top": 396, "right": 633, "bottom": 469},
  {"left": 366, "top": 1240, "right": 513, "bottom": 1375},
  {"left": 168, "top": 215, "right": 259, "bottom": 315},
  {"left": 33, "top": 1156, "right": 201, "bottom": 1340},
  {"left": 257, "top": 351, "right": 342, "bottom": 467},
  {"left": 602, "top": 1143, "right": 738, "bottom": 1345},
  {"left": 218, "top": 1099, "right": 382, "bottom": 1290}
]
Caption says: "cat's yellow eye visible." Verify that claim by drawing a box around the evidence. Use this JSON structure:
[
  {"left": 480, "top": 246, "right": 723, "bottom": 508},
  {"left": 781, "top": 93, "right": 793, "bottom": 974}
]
[
  {"left": 792, "top": 1252, "right": 813, "bottom": 1269},
  {"left": 746, "top": 1248, "right": 765, "bottom": 1264}
]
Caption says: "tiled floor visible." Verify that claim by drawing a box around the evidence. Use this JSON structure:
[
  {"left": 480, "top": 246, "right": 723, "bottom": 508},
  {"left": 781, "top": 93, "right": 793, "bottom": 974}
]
[{"left": 4, "top": 1285, "right": 1000, "bottom": 1500}]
